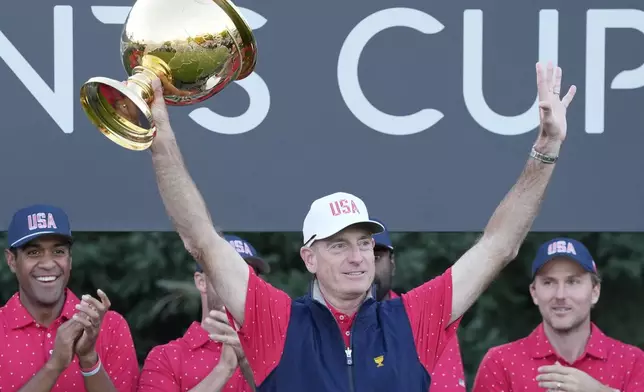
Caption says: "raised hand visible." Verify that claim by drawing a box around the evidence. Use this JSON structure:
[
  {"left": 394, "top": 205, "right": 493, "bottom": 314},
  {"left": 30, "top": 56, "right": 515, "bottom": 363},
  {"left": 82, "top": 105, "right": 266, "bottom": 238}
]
[{"left": 534, "top": 62, "right": 577, "bottom": 153}]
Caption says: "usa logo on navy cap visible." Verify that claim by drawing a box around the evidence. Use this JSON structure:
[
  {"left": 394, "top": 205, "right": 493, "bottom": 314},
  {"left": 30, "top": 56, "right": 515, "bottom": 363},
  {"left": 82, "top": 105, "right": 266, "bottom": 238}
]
[
  {"left": 531, "top": 237, "right": 597, "bottom": 278},
  {"left": 196, "top": 235, "right": 271, "bottom": 274},
  {"left": 7, "top": 204, "right": 73, "bottom": 248},
  {"left": 225, "top": 235, "right": 270, "bottom": 274}
]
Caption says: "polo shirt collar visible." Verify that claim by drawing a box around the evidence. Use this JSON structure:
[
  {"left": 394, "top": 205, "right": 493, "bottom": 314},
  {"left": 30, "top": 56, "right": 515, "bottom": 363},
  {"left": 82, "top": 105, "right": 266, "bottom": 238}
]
[
  {"left": 6, "top": 288, "right": 79, "bottom": 330},
  {"left": 184, "top": 321, "right": 215, "bottom": 350},
  {"left": 529, "top": 322, "right": 609, "bottom": 361}
]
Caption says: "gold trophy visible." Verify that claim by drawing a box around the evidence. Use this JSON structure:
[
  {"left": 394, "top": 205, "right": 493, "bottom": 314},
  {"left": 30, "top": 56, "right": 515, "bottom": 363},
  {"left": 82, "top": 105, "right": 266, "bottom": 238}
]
[{"left": 79, "top": 0, "right": 257, "bottom": 150}]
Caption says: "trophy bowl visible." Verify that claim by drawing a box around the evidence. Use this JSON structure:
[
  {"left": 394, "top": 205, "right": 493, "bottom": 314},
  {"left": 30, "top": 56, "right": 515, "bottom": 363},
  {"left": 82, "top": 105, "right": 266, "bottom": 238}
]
[{"left": 79, "top": 0, "right": 257, "bottom": 151}]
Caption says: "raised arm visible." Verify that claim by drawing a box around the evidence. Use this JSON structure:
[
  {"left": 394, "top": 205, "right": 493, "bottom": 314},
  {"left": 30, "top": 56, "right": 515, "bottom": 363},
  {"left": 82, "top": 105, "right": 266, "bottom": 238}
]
[
  {"left": 450, "top": 62, "right": 577, "bottom": 323},
  {"left": 147, "top": 78, "right": 249, "bottom": 323}
]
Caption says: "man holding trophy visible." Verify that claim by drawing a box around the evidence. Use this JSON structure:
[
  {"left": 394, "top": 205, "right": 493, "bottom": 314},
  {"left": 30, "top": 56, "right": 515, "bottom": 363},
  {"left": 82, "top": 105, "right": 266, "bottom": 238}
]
[
  {"left": 79, "top": 1, "right": 577, "bottom": 391},
  {"left": 139, "top": 61, "right": 575, "bottom": 391}
]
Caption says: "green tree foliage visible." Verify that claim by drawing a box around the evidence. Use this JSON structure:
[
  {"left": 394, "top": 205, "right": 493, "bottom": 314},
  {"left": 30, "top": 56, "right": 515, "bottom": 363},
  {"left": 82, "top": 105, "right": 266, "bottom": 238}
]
[{"left": 0, "top": 231, "right": 642, "bottom": 389}]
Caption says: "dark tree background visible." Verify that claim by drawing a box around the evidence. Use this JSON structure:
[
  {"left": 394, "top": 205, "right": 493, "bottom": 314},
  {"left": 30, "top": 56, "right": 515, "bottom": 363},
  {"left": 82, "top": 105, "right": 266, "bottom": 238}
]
[{"left": 1, "top": 231, "right": 642, "bottom": 391}]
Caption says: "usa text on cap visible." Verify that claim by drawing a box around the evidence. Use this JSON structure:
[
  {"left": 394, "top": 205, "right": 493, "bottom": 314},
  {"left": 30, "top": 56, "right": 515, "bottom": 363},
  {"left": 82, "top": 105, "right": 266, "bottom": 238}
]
[
  {"left": 7, "top": 204, "right": 73, "bottom": 248},
  {"left": 531, "top": 237, "right": 597, "bottom": 278},
  {"left": 302, "top": 192, "right": 384, "bottom": 245},
  {"left": 224, "top": 235, "right": 270, "bottom": 274}
]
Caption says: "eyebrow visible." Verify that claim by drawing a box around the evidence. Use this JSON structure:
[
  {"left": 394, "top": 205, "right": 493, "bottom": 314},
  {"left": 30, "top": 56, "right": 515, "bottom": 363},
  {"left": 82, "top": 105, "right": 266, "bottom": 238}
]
[
  {"left": 540, "top": 273, "right": 584, "bottom": 280},
  {"left": 23, "top": 242, "right": 69, "bottom": 250}
]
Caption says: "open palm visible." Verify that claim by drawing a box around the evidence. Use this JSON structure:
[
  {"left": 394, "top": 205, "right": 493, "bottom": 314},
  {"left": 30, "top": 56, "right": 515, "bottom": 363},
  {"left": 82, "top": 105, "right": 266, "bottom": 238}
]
[{"left": 536, "top": 62, "right": 576, "bottom": 142}]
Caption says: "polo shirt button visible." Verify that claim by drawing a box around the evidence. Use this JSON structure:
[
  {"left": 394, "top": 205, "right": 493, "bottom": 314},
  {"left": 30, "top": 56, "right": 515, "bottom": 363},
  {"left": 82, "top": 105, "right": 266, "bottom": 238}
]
[
  {"left": 47, "top": 333, "right": 51, "bottom": 338},
  {"left": 49, "top": 350, "right": 53, "bottom": 355},
  {"left": 339, "top": 315, "right": 344, "bottom": 320},
  {"left": 345, "top": 331, "right": 350, "bottom": 336}
]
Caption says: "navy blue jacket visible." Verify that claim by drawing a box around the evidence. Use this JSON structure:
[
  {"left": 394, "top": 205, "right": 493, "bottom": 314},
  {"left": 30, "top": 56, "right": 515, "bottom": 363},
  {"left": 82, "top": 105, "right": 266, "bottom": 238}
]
[{"left": 257, "top": 281, "right": 431, "bottom": 391}]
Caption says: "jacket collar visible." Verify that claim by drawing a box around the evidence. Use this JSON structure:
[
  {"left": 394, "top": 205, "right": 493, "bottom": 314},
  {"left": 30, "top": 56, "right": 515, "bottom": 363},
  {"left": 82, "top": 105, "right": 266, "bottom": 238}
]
[{"left": 308, "top": 278, "right": 376, "bottom": 308}]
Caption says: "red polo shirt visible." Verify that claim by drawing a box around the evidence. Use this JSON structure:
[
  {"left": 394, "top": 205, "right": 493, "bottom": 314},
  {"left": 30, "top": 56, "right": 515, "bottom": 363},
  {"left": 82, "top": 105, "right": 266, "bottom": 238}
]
[
  {"left": 473, "top": 322, "right": 644, "bottom": 392},
  {"left": 138, "top": 321, "right": 253, "bottom": 392},
  {"left": 0, "top": 289, "right": 139, "bottom": 392},
  {"left": 229, "top": 266, "right": 460, "bottom": 386},
  {"left": 389, "top": 290, "right": 467, "bottom": 391}
]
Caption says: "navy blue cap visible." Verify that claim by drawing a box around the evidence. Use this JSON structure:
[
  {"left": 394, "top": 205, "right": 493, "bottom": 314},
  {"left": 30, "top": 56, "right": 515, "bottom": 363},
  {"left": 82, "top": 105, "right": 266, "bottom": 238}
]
[
  {"left": 531, "top": 237, "right": 597, "bottom": 278},
  {"left": 196, "top": 235, "right": 270, "bottom": 274},
  {"left": 8, "top": 204, "right": 73, "bottom": 248},
  {"left": 371, "top": 218, "right": 393, "bottom": 250}
]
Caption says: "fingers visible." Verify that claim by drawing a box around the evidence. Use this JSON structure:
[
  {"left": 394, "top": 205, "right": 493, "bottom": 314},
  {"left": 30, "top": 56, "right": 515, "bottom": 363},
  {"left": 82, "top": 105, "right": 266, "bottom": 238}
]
[
  {"left": 73, "top": 313, "right": 94, "bottom": 329},
  {"left": 96, "top": 289, "right": 111, "bottom": 309},
  {"left": 546, "top": 62, "right": 554, "bottom": 92},
  {"left": 536, "top": 62, "right": 548, "bottom": 100},
  {"left": 61, "top": 317, "right": 84, "bottom": 333},
  {"left": 76, "top": 301, "right": 100, "bottom": 321},
  {"left": 538, "top": 364, "right": 570, "bottom": 375},
  {"left": 561, "top": 85, "right": 577, "bottom": 108},
  {"left": 208, "top": 309, "right": 230, "bottom": 324},
  {"left": 537, "top": 381, "right": 569, "bottom": 391},
  {"left": 209, "top": 333, "right": 240, "bottom": 346},
  {"left": 202, "top": 317, "right": 236, "bottom": 336},
  {"left": 151, "top": 77, "right": 164, "bottom": 100},
  {"left": 553, "top": 66, "right": 562, "bottom": 95},
  {"left": 81, "top": 294, "right": 106, "bottom": 313},
  {"left": 536, "top": 372, "right": 568, "bottom": 383}
]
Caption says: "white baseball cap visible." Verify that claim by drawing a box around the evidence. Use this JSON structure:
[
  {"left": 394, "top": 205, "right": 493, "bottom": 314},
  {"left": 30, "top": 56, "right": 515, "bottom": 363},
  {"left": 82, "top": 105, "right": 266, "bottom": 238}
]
[{"left": 302, "top": 192, "right": 385, "bottom": 245}]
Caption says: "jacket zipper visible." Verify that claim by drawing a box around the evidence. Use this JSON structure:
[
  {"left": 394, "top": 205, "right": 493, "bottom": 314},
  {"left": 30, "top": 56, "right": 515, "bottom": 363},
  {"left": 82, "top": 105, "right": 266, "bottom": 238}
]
[
  {"left": 330, "top": 308, "right": 356, "bottom": 392},
  {"left": 345, "top": 323, "right": 355, "bottom": 392}
]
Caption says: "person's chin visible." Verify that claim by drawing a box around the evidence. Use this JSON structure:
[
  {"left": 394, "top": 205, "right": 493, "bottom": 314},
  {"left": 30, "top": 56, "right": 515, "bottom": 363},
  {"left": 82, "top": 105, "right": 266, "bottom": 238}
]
[{"left": 343, "top": 276, "right": 371, "bottom": 293}]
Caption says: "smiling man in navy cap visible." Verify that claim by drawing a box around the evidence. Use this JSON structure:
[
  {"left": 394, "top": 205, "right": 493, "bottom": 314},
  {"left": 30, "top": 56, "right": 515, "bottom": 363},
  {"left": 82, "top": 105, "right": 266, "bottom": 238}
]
[
  {"left": 372, "top": 218, "right": 467, "bottom": 391},
  {"left": 0, "top": 204, "right": 139, "bottom": 392}
]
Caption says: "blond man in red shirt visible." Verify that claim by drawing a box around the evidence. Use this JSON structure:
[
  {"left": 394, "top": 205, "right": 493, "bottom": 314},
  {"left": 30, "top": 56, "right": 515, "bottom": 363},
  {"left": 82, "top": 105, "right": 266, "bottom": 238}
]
[
  {"left": 0, "top": 204, "right": 139, "bottom": 392},
  {"left": 473, "top": 238, "right": 644, "bottom": 392}
]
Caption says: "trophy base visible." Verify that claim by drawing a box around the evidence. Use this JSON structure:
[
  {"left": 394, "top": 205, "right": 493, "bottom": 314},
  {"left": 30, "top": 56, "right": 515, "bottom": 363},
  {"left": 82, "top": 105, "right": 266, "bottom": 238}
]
[{"left": 80, "top": 75, "right": 157, "bottom": 151}]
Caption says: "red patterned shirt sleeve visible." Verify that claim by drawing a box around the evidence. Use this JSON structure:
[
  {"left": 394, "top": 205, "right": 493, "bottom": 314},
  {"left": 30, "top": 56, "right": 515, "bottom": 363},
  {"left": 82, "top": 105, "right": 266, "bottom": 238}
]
[
  {"left": 626, "top": 349, "right": 644, "bottom": 392},
  {"left": 431, "top": 336, "right": 466, "bottom": 390},
  {"left": 401, "top": 268, "right": 461, "bottom": 375},
  {"left": 227, "top": 266, "right": 292, "bottom": 386},
  {"left": 137, "top": 345, "right": 180, "bottom": 392},
  {"left": 472, "top": 348, "right": 510, "bottom": 392},
  {"left": 101, "top": 311, "right": 140, "bottom": 392}
]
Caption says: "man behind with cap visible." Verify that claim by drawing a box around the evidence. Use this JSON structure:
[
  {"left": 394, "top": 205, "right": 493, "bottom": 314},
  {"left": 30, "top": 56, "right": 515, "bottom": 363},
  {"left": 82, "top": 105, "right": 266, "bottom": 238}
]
[
  {"left": 137, "top": 234, "right": 269, "bottom": 392},
  {"left": 473, "top": 238, "right": 644, "bottom": 392},
  {"left": 146, "top": 61, "right": 576, "bottom": 390},
  {"left": 372, "top": 218, "right": 467, "bottom": 391},
  {"left": 0, "top": 204, "right": 139, "bottom": 392}
]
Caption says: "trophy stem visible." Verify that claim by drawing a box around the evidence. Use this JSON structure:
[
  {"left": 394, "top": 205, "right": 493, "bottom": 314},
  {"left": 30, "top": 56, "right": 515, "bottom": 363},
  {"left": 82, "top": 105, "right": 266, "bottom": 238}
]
[{"left": 128, "top": 54, "right": 174, "bottom": 105}]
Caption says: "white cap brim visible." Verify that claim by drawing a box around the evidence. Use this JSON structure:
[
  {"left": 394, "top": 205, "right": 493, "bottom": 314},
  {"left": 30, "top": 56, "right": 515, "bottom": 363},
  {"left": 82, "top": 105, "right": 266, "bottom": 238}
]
[{"left": 305, "top": 219, "right": 385, "bottom": 245}]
